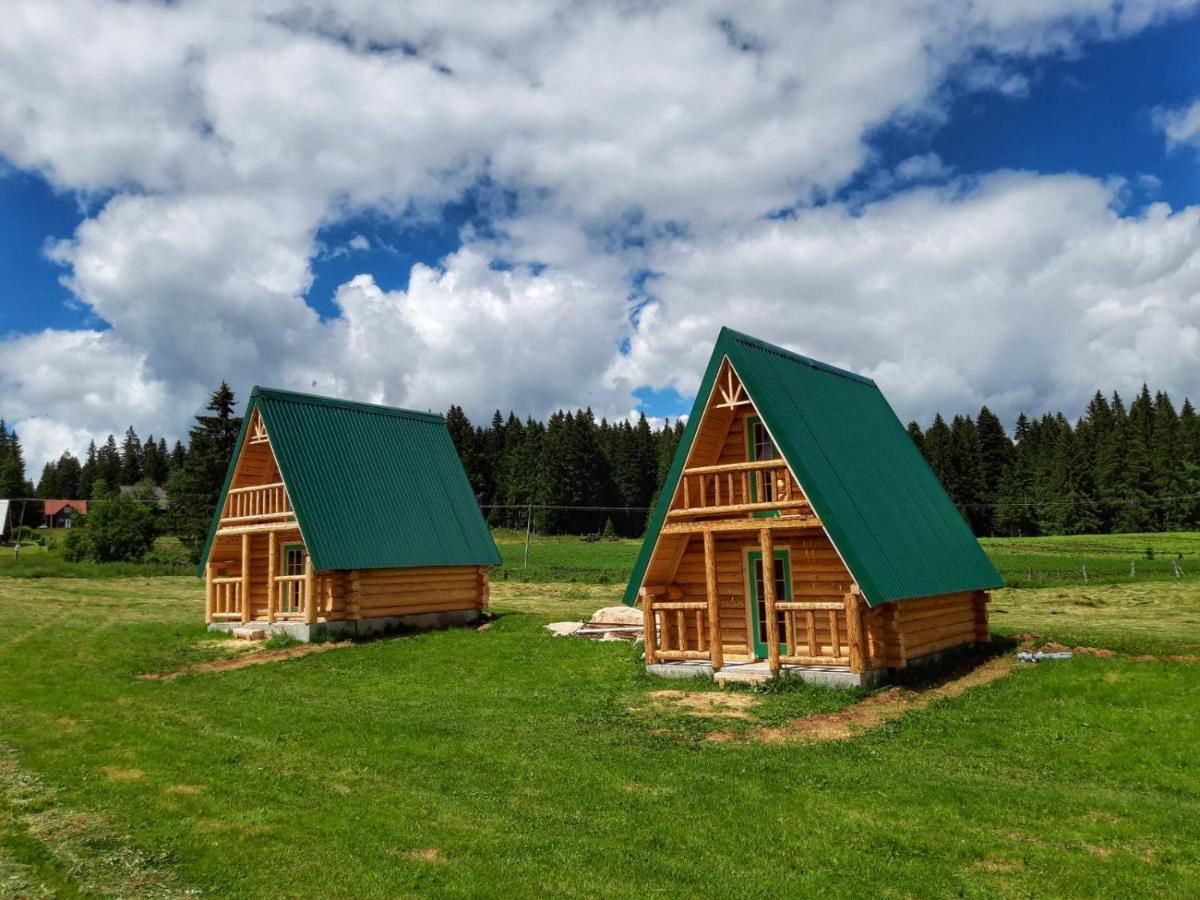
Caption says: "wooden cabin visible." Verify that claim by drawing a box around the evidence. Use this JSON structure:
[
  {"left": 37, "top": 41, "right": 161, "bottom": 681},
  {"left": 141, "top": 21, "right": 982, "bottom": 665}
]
[
  {"left": 625, "top": 328, "right": 1003, "bottom": 687},
  {"left": 200, "top": 388, "right": 500, "bottom": 640}
]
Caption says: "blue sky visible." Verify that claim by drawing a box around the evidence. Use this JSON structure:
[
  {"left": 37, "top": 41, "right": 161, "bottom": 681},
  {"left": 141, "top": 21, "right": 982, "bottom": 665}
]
[
  {"left": 6, "top": 9, "right": 1197, "bottom": 355},
  {"left": 2, "top": 2, "right": 1199, "bottom": 468}
]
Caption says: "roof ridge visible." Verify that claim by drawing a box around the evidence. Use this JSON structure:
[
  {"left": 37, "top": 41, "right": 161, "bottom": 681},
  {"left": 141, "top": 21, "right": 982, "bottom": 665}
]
[
  {"left": 251, "top": 386, "right": 444, "bottom": 423},
  {"left": 720, "top": 327, "right": 875, "bottom": 386}
]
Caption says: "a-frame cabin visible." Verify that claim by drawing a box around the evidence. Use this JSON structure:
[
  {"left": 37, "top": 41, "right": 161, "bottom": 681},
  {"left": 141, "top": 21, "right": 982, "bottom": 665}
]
[
  {"left": 200, "top": 388, "right": 500, "bottom": 640},
  {"left": 626, "top": 328, "right": 1003, "bottom": 687}
]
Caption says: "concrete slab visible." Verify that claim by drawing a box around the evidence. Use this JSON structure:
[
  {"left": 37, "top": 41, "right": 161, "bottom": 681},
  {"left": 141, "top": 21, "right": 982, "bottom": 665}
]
[
  {"left": 208, "top": 608, "right": 481, "bottom": 643},
  {"left": 645, "top": 660, "right": 715, "bottom": 680}
]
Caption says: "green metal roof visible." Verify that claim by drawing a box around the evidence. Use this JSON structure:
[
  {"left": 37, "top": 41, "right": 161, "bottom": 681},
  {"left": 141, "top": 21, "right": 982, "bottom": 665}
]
[
  {"left": 624, "top": 328, "right": 1002, "bottom": 608},
  {"left": 199, "top": 387, "right": 499, "bottom": 574}
]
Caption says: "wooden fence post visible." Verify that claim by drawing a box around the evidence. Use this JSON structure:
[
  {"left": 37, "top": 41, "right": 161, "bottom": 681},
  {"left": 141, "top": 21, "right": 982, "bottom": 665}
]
[
  {"left": 240, "top": 533, "right": 251, "bottom": 624},
  {"left": 760, "top": 527, "right": 780, "bottom": 674},
  {"left": 703, "top": 529, "right": 723, "bottom": 671}
]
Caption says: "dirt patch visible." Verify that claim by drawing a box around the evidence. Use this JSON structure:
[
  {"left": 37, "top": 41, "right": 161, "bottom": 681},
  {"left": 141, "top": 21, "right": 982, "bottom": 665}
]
[
  {"left": 645, "top": 689, "right": 760, "bottom": 720},
  {"left": 403, "top": 848, "right": 448, "bottom": 865},
  {"left": 164, "top": 784, "right": 204, "bottom": 796},
  {"left": 97, "top": 766, "right": 144, "bottom": 782},
  {"left": 196, "top": 638, "right": 265, "bottom": 654},
  {"left": 972, "top": 858, "right": 1021, "bottom": 873},
  {"left": 710, "top": 655, "right": 1017, "bottom": 744},
  {"left": 138, "top": 641, "right": 350, "bottom": 681}
]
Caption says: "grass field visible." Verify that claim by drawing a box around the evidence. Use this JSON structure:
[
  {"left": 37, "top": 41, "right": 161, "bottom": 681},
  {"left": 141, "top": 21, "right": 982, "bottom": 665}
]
[
  {"left": 493, "top": 529, "right": 1200, "bottom": 589},
  {"left": 0, "top": 574, "right": 1198, "bottom": 897}
]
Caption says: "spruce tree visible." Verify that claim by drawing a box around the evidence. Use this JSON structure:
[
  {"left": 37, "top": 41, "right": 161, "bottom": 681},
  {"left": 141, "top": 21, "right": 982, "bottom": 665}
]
[
  {"left": 975, "top": 406, "right": 1012, "bottom": 535},
  {"left": 166, "top": 383, "right": 244, "bottom": 562}
]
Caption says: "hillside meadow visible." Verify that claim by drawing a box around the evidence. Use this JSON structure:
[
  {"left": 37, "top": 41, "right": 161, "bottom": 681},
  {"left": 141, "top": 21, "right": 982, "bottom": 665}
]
[{"left": 0, "top": 566, "right": 1198, "bottom": 896}]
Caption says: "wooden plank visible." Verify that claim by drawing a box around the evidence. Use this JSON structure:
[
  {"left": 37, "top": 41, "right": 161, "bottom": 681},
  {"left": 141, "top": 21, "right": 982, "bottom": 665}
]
[
  {"left": 828, "top": 610, "right": 840, "bottom": 657},
  {"left": 703, "top": 530, "right": 723, "bottom": 670}
]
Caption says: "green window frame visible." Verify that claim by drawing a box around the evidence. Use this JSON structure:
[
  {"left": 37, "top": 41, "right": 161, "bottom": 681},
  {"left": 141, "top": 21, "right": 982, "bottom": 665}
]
[
  {"left": 746, "top": 548, "right": 793, "bottom": 658},
  {"left": 281, "top": 544, "right": 305, "bottom": 576}
]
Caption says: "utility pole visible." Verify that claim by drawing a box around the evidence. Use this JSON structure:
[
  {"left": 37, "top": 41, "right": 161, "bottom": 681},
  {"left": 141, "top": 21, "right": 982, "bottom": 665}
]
[{"left": 524, "top": 499, "right": 533, "bottom": 569}]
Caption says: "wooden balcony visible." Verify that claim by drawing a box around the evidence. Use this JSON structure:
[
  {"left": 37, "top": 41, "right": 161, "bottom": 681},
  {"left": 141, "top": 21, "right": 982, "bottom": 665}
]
[
  {"left": 220, "top": 482, "right": 294, "bottom": 525},
  {"left": 668, "top": 459, "right": 808, "bottom": 520}
]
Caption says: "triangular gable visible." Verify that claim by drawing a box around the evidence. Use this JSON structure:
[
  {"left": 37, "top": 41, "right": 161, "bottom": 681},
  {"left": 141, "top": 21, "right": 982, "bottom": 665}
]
[
  {"left": 625, "top": 328, "right": 1002, "bottom": 607},
  {"left": 199, "top": 387, "right": 500, "bottom": 576}
]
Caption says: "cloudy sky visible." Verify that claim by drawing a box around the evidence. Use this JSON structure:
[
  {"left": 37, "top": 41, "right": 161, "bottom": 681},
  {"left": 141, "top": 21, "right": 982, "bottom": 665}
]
[{"left": 2, "top": 1, "right": 1200, "bottom": 470}]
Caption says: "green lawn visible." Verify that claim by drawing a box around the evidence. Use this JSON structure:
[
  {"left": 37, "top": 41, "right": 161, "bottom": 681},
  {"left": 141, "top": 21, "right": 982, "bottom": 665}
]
[{"left": 0, "top": 576, "right": 1198, "bottom": 897}]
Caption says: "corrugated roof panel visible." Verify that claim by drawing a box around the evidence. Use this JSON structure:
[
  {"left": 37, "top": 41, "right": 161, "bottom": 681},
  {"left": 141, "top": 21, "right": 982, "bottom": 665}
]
[
  {"left": 624, "top": 327, "right": 1002, "bottom": 607},
  {"left": 199, "top": 387, "right": 499, "bottom": 573}
]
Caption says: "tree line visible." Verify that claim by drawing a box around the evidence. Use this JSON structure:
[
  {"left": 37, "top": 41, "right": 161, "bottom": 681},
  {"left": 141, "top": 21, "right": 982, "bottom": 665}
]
[
  {"left": 906, "top": 387, "right": 1200, "bottom": 536},
  {"left": 4, "top": 380, "right": 1199, "bottom": 560}
]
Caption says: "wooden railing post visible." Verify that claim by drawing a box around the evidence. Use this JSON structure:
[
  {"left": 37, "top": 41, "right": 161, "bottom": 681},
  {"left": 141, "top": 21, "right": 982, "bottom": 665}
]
[
  {"left": 640, "top": 588, "right": 657, "bottom": 665},
  {"left": 205, "top": 562, "right": 214, "bottom": 623},
  {"left": 240, "top": 532, "right": 251, "bottom": 624},
  {"left": 845, "top": 590, "right": 866, "bottom": 674},
  {"left": 703, "top": 530, "right": 723, "bottom": 670},
  {"left": 304, "top": 556, "right": 317, "bottom": 624},
  {"left": 266, "top": 530, "right": 277, "bottom": 623},
  {"left": 759, "top": 527, "right": 780, "bottom": 674}
]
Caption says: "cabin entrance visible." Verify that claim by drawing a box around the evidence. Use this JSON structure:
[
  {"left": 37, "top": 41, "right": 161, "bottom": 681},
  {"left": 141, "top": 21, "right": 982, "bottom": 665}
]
[{"left": 747, "top": 548, "right": 792, "bottom": 658}]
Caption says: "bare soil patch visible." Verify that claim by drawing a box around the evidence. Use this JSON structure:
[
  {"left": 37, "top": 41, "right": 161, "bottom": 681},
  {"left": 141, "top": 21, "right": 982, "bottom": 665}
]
[
  {"left": 97, "top": 766, "right": 144, "bottom": 783},
  {"left": 138, "top": 641, "right": 350, "bottom": 681},
  {"left": 644, "top": 689, "right": 760, "bottom": 720},
  {"left": 710, "top": 655, "right": 1018, "bottom": 744}
]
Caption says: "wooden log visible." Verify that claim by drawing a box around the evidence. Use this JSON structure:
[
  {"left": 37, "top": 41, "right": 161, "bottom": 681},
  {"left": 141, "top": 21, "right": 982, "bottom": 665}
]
[
  {"left": 760, "top": 527, "right": 780, "bottom": 674},
  {"left": 266, "top": 530, "right": 277, "bottom": 624},
  {"left": 240, "top": 533, "right": 251, "bottom": 624},
  {"left": 304, "top": 556, "right": 317, "bottom": 624},
  {"left": 655, "top": 650, "right": 711, "bottom": 661},
  {"left": 641, "top": 588, "right": 657, "bottom": 666},
  {"left": 845, "top": 593, "right": 866, "bottom": 674},
  {"left": 652, "top": 601, "right": 708, "bottom": 611},
  {"left": 204, "top": 563, "right": 214, "bottom": 623},
  {"left": 775, "top": 600, "right": 844, "bottom": 611},
  {"left": 778, "top": 654, "right": 850, "bottom": 667},
  {"left": 973, "top": 590, "right": 990, "bottom": 642},
  {"left": 703, "top": 530, "right": 723, "bottom": 670},
  {"left": 805, "top": 609, "right": 817, "bottom": 656}
]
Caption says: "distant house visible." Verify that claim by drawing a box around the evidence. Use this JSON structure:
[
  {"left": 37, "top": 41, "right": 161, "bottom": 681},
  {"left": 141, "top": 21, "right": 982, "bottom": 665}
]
[
  {"left": 199, "top": 387, "right": 500, "bottom": 641},
  {"left": 625, "top": 328, "right": 1002, "bottom": 688},
  {"left": 44, "top": 500, "right": 88, "bottom": 529}
]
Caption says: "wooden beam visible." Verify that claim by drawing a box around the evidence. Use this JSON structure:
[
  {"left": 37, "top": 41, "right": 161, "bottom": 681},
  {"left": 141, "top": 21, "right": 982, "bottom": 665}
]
[
  {"left": 703, "top": 530, "right": 723, "bottom": 671},
  {"left": 204, "top": 562, "right": 214, "bottom": 624},
  {"left": 267, "top": 529, "right": 277, "bottom": 624},
  {"left": 304, "top": 556, "right": 317, "bottom": 625},
  {"left": 640, "top": 588, "right": 657, "bottom": 666},
  {"left": 215, "top": 520, "right": 300, "bottom": 536},
  {"left": 660, "top": 515, "right": 822, "bottom": 535},
  {"left": 240, "top": 532, "right": 251, "bottom": 624},
  {"left": 666, "top": 499, "right": 810, "bottom": 520},
  {"left": 973, "top": 590, "right": 990, "bottom": 643},
  {"left": 683, "top": 459, "right": 784, "bottom": 475},
  {"left": 845, "top": 592, "right": 866, "bottom": 674},
  {"left": 760, "top": 527, "right": 780, "bottom": 674}
]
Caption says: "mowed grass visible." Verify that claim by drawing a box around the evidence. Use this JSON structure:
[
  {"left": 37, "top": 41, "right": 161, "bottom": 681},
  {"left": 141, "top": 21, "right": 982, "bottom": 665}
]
[
  {"left": 982, "top": 532, "right": 1200, "bottom": 587},
  {"left": 1, "top": 577, "right": 1198, "bottom": 897}
]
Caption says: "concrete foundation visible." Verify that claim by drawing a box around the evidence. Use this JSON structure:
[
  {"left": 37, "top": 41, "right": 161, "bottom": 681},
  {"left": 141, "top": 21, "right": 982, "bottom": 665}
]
[
  {"left": 207, "top": 608, "right": 482, "bottom": 642},
  {"left": 647, "top": 659, "right": 886, "bottom": 690}
]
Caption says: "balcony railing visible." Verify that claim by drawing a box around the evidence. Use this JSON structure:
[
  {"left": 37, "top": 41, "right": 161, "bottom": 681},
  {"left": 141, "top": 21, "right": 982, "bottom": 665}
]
[
  {"left": 221, "top": 482, "right": 293, "bottom": 524},
  {"left": 669, "top": 459, "right": 806, "bottom": 518}
]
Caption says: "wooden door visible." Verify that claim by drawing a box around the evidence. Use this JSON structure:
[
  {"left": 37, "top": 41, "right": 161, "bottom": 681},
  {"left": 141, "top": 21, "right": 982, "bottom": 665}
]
[{"left": 747, "top": 548, "right": 791, "bottom": 658}]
